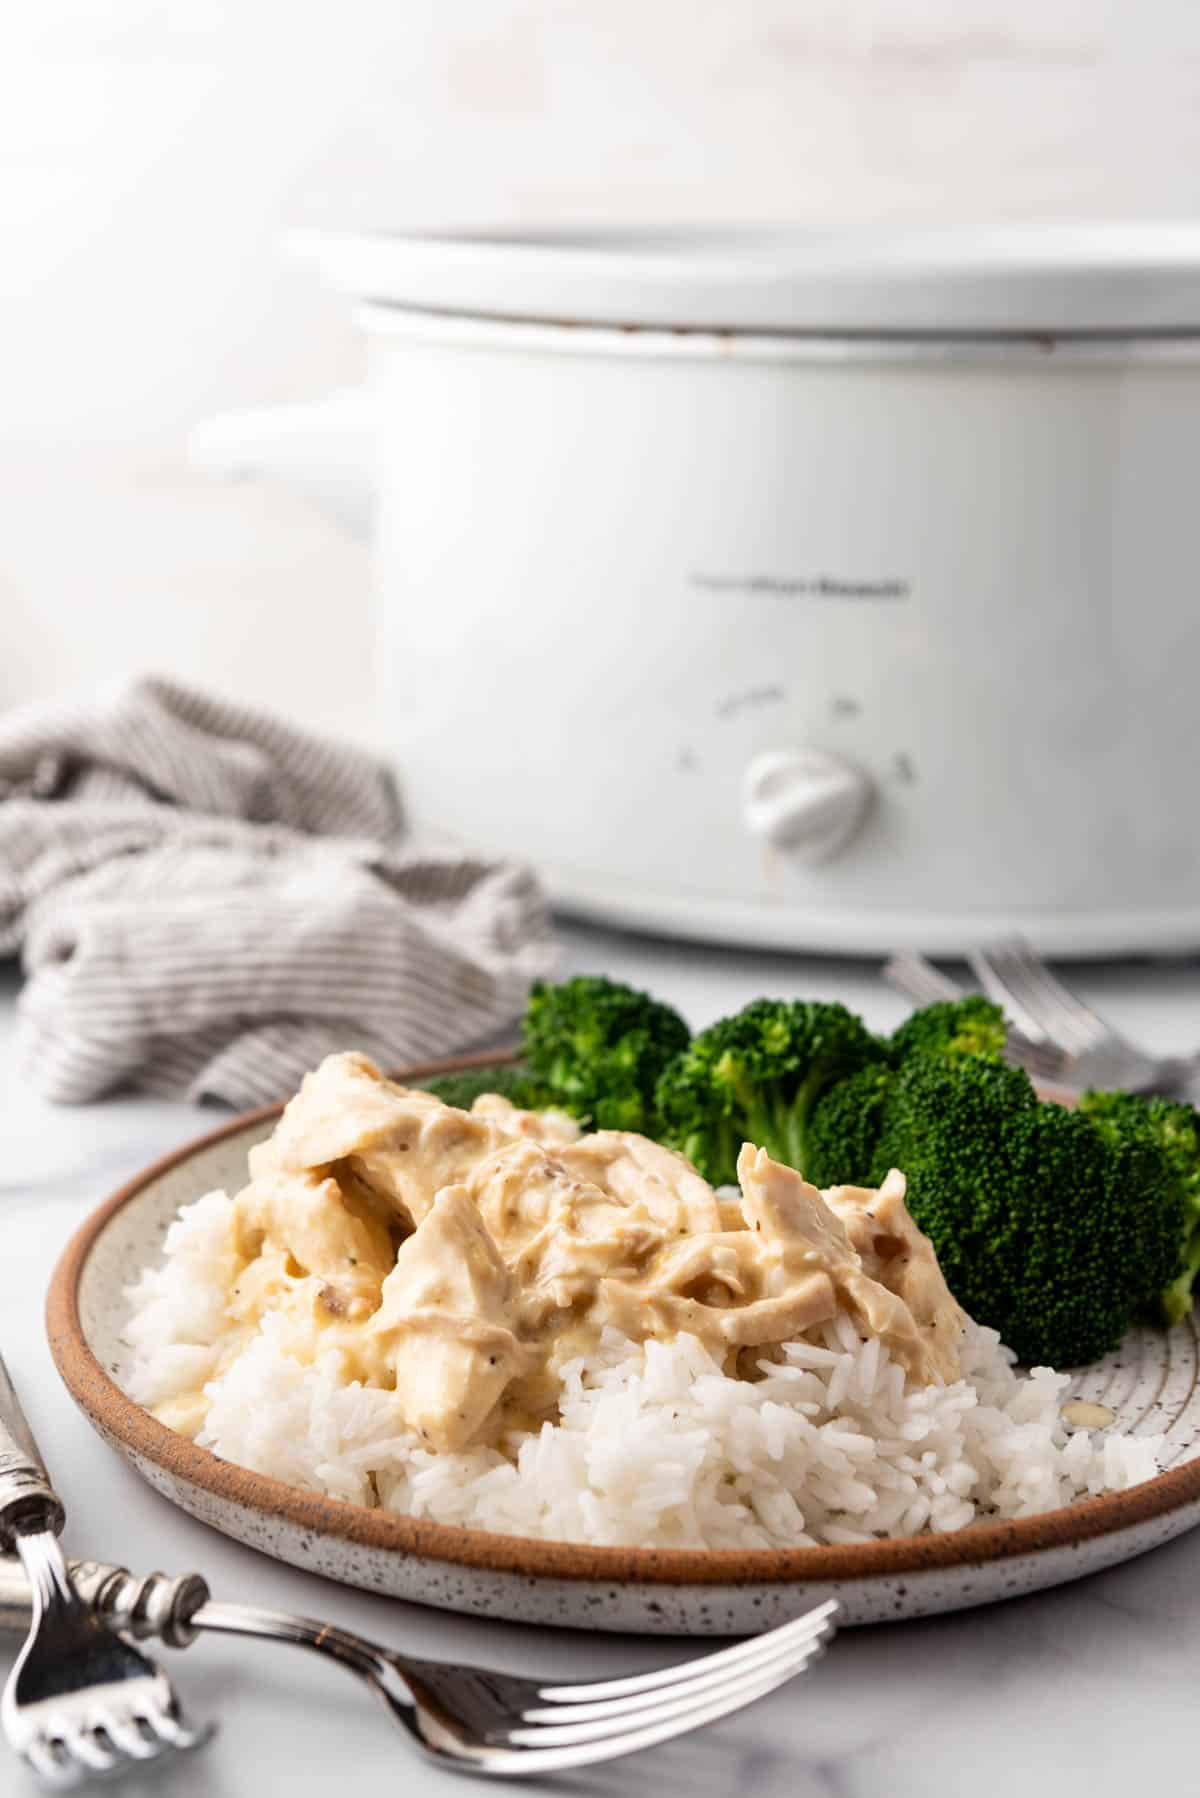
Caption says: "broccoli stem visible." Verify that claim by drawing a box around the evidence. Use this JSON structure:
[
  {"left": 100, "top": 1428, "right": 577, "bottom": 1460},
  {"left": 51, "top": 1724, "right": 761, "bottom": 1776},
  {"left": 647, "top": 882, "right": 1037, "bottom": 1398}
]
[
  {"left": 1162, "top": 1224, "right": 1200, "bottom": 1326},
  {"left": 758, "top": 1077, "right": 818, "bottom": 1175}
]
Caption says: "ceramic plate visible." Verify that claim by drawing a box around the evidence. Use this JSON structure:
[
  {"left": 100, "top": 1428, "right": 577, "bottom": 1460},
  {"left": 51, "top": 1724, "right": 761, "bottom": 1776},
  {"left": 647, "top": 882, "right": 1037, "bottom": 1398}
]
[{"left": 47, "top": 1054, "right": 1200, "bottom": 1635}]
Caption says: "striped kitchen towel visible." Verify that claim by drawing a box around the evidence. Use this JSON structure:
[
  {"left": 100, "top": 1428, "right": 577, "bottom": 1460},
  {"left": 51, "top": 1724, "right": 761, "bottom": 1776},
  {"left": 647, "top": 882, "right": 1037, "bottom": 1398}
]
[{"left": 0, "top": 677, "right": 556, "bottom": 1105}]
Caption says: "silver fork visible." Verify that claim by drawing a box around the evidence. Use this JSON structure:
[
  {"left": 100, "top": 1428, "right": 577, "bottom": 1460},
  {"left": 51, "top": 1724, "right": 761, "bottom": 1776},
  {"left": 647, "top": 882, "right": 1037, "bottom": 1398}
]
[
  {"left": 0, "top": 1356, "right": 211, "bottom": 1787},
  {"left": 0, "top": 1559, "right": 839, "bottom": 1779},
  {"left": 967, "top": 939, "right": 1199, "bottom": 1094},
  {"left": 884, "top": 946, "right": 1200, "bottom": 1097},
  {"left": 0, "top": 1423, "right": 838, "bottom": 1780}
]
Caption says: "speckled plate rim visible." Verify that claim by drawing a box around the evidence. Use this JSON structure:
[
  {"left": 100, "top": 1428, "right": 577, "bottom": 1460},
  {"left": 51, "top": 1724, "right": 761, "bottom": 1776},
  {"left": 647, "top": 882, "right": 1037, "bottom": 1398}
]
[{"left": 45, "top": 1050, "right": 1200, "bottom": 1592}]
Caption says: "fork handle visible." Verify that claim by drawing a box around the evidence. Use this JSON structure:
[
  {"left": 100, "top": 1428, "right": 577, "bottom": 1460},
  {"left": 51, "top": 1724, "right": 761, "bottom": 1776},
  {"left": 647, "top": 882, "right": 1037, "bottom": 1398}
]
[
  {"left": 0, "top": 1557, "right": 209, "bottom": 1645},
  {"left": 0, "top": 1357, "right": 64, "bottom": 1550}
]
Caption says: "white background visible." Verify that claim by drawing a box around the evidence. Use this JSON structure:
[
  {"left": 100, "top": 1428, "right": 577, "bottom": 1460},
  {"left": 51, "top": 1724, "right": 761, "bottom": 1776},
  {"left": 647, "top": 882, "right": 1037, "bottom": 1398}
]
[{"left": 4, "top": 0, "right": 1200, "bottom": 729}]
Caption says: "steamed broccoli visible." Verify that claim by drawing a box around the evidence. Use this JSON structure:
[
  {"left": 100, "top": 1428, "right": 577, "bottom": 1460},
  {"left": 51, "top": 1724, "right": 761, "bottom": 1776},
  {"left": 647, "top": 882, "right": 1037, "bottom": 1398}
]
[
  {"left": 888, "top": 996, "right": 1007, "bottom": 1067},
  {"left": 521, "top": 975, "right": 690, "bottom": 1133},
  {"left": 655, "top": 999, "right": 885, "bottom": 1187},
  {"left": 865, "top": 1056, "right": 1184, "bottom": 1366},
  {"left": 421, "top": 1063, "right": 552, "bottom": 1113},
  {"left": 1077, "top": 1089, "right": 1200, "bottom": 1327}
]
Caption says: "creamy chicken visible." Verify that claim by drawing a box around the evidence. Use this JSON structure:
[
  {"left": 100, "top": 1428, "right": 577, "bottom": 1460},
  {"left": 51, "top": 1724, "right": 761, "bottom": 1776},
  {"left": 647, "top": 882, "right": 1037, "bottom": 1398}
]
[{"left": 163, "top": 1052, "right": 965, "bottom": 1453}]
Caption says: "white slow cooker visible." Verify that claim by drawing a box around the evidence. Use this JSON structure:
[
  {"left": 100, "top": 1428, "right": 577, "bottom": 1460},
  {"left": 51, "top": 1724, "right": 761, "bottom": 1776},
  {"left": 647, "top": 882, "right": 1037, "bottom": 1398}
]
[{"left": 195, "top": 225, "right": 1200, "bottom": 957}]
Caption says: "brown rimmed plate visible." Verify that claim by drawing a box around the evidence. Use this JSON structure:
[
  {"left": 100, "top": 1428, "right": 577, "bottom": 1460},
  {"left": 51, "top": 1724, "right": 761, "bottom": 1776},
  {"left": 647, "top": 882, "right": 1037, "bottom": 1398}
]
[{"left": 47, "top": 1053, "right": 1200, "bottom": 1634}]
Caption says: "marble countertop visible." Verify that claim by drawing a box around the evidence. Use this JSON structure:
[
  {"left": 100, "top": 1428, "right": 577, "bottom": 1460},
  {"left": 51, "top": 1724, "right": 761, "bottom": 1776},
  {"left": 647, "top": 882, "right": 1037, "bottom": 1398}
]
[{"left": 3, "top": 924, "right": 1199, "bottom": 1796}]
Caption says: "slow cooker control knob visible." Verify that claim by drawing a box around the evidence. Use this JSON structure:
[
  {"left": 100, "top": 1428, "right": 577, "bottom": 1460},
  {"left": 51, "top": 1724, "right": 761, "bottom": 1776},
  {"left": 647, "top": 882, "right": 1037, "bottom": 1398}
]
[{"left": 741, "top": 748, "right": 873, "bottom": 864}]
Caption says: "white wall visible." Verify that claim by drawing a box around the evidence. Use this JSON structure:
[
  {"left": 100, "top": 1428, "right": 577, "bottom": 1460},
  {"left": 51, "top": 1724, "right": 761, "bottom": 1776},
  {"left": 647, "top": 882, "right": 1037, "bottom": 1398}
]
[{"left": 4, "top": 0, "right": 1200, "bottom": 732}]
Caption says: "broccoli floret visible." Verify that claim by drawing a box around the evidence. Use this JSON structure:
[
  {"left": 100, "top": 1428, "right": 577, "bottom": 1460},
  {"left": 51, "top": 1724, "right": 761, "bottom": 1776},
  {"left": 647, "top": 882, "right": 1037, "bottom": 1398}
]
[
  {"left": 804, "top": 1062, "right": 895, "bottom": 1188},
  {"left": 421, "top": 1063, "right": 552, "bottom": 1113},
  {"left": 1078, "top": 1089, "right": 1200, "bottom": 1327},
  {"left": 655, "top": 999, "right": 885, "bottom": 1188},
  {"left": 867, "top": 1057, "right": 1183, "bottom": 1366},
  {"left": 889, "top": 997, "right": 1007, "bottom": 1066},
  {"left": 522, "top": 975, "right": 690, "bottom": 1133}
]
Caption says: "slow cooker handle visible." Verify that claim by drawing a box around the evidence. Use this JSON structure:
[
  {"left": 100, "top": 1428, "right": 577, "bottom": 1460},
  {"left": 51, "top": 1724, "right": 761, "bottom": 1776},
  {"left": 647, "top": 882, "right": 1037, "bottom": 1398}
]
[{"left": 188, "top": 386, "right": 375, "bottom": 541}]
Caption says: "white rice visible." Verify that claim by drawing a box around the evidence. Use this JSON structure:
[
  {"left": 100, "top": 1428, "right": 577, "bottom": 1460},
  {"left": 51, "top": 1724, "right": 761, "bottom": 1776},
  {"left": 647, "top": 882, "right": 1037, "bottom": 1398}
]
[{"left": 124, "top": 1188, "right": 1163, "bottom": 1550}]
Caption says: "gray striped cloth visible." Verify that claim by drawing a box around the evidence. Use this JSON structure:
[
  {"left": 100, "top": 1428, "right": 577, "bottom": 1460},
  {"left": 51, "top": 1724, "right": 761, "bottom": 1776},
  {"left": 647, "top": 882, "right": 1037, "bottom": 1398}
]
[{"left": 0, "top": 677, "right": 556, "bottom": 1106}]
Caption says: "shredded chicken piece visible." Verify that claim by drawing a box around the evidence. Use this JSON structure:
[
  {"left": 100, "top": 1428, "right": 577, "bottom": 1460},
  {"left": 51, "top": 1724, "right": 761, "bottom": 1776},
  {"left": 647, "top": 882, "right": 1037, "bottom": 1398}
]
[
  {"left": 368, "top": 1185, "right": 530, "bottom": 1451},
  {"left": 467, "top": 1138, "right": 610, "bottom": 1260},
  {"left": 557, "top": 1132, "right": 723, "bottom": 1235},
  {"left": 470, "top": 1093, "right": 582, "bottom": 1146},
  {"left": 824, "top": 1169, "right": 966, "bottom": 1363},
  {"left": 737, "top": 1147, "right": 961, "bottom": 1384},
  {"left": 253, "top": 1051, "right": 503, "bottom": 1229},
  {"left": 599, "top": 1231, "right": 839, "bottom": 1348},
  {"left": 232, "top": 1170, "right": 393, "bottom": 1321}
]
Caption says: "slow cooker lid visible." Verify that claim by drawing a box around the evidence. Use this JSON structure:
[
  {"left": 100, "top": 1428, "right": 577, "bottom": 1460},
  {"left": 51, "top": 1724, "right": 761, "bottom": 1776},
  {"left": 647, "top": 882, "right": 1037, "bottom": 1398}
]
[{"left": 291, "top": 222, "right": 1200, "bottom": 336}]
